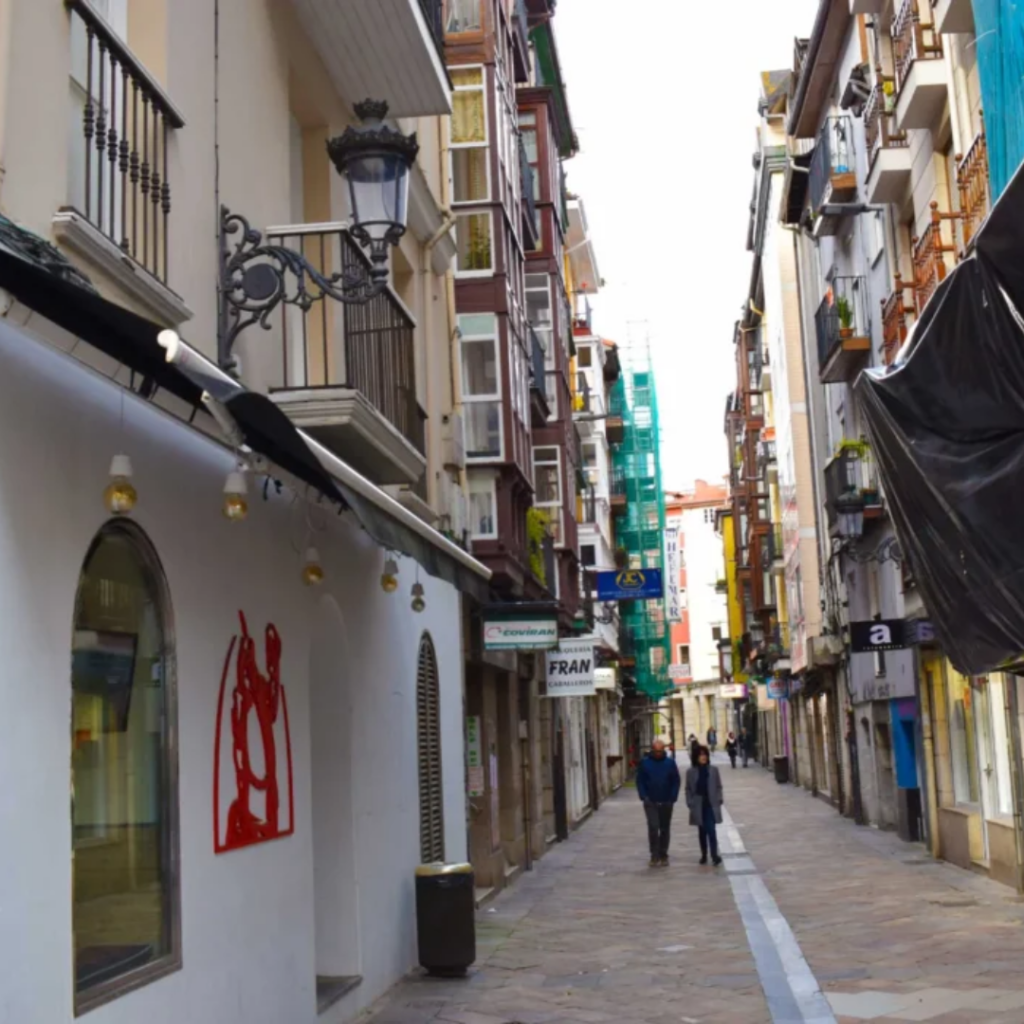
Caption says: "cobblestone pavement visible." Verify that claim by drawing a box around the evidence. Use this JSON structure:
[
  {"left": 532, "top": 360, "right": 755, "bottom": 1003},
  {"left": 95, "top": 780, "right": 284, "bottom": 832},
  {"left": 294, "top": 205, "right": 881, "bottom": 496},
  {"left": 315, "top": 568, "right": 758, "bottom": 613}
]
[{"left": 360, "top": 758, "right": 1024, "bottom": 1024}]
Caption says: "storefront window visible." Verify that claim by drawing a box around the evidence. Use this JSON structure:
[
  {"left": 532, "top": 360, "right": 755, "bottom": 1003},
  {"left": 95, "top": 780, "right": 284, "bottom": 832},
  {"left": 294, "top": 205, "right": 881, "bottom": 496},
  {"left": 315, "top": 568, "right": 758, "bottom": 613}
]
[
  {"left": 980, "top": 675, "right": 1014, "bottom": 817},
  {"left": 947, "top": 667, "right": 980, "bottom": 805},
  {"left": 72, "top": 522, "right": 179, "bottom": 1008}
]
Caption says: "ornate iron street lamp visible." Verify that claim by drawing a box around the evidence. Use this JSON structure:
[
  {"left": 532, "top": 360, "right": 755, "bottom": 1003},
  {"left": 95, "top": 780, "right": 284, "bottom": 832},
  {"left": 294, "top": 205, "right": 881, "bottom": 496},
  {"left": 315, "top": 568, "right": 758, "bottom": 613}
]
[
  {"left": 217, "top": 100, "right": 419, "bottom": 372},
  {"left": 834, "top": 488, "right": 866, "bottom": 541}
]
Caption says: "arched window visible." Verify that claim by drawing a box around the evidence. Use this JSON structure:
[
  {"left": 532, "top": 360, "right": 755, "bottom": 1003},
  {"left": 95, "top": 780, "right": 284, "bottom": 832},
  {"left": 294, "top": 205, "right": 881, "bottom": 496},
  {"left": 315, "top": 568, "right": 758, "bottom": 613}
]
[
  {"left": 416, "top": 633, "right": 444, "bottom": 863},
  {"left": 71, "top": 521, "right": 180, "bottom": 1010}
]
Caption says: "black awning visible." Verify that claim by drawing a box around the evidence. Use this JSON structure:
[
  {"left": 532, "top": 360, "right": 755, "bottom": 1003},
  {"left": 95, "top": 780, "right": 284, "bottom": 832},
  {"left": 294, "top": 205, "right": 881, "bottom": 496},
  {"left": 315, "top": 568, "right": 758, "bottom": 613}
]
[
  {"left": 0, "top": 240, "right": 202, "bottom": 408},
  {"left": 225, "top": 392, "right": 344, "bottom": 505},
  {"left": 855, "top": 159, "right": 1024, "bottom": 675},
  {"left": 0, "top": 220, "right": 491, "bottom": 601}
]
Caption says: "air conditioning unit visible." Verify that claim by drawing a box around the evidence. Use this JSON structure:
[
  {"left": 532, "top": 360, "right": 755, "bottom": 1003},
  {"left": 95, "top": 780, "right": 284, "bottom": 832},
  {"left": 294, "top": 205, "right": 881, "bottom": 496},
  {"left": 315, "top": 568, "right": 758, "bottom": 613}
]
[{"left": 442, "top": 411, "right": 465, "bottom": 470}]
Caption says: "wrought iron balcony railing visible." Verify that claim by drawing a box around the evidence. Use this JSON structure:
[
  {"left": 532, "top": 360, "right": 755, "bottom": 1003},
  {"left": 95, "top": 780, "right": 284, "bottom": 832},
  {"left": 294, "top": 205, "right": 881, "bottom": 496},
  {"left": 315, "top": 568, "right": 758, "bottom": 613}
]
[
  {"left": 864, "top": 76, "right": 907, "bottom": 170},
  {"left": 269, "top": 222, "right": 424, "bottom": 455},
  {"left": 892, "top": 0, "right": 943, "bottom": 98},
  {"left": 67, "top": 0, "right": 185, "bottom": 283},
  {"left": 814, "top": 275, "right": 870, "bottom": 377},
  {"left": 809, "top": 115, "right": 856, "bottom": 213},
  {"left": 417, "top": 0, "right": 445, "bottom": 60}
]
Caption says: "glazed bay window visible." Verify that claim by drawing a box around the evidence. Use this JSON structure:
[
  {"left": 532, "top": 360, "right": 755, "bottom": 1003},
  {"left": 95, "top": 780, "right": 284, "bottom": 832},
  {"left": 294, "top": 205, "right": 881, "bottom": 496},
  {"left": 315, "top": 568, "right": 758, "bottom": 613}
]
[
  {"left": 460, "top": 314, "right": 502, "bottom": 460},
  {"left": 469, "top": 473, "right": 498, "bottom": 538},
  {"left": 455, "top": 211, "right": 493, "bottom": 273},
  {"left": 526, "top": 274, "right": 556, "bottom": 417},
  {"left": 450, "top": 66, "right": 489, "bottom": 203},
  {"left": 445, "top": 0, "right": 482, "bottom": 33},
  {"left": 533, "top": 446, "right": 563, "bottom": 544},
  {"left": 72, "top": 522, "right": 179, "bottom": 1010}
]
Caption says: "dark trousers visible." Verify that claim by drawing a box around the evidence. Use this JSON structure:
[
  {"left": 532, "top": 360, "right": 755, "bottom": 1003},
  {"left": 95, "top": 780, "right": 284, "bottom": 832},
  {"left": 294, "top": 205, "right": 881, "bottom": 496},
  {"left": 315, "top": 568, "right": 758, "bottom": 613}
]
[
  {"left": 644, "top": 802, "right": 674, "bottom": 857},
  {"left": 728, "top": 751, "right": 737, "bottom": 768},
  {"left": 698, "top": 801, "right": 719, "bottom": 860}
]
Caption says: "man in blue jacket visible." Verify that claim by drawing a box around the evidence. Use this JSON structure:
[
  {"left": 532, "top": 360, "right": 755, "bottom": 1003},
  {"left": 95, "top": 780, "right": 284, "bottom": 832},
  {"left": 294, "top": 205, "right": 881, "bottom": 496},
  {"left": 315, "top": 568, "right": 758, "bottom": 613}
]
[{"left": 636, "top": 738, "right": 682, "bottom": 867}]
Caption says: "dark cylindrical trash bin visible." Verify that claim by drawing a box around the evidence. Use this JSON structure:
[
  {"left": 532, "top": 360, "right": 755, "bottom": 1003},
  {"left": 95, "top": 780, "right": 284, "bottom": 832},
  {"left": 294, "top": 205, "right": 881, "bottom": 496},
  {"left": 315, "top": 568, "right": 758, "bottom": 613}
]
[
  {"left": 416, "top": 862, "right": 476, "bottom": 977},
  {"left": 773, "top": 755, "right": 789, "bottom": 784}
]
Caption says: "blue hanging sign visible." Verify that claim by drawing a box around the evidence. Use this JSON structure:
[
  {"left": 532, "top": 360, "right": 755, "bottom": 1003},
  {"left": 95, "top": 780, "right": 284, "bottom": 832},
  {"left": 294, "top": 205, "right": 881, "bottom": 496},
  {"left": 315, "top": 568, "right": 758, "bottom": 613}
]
[{"left": 595, "top": 568, "right": 664, "bottom": 601}]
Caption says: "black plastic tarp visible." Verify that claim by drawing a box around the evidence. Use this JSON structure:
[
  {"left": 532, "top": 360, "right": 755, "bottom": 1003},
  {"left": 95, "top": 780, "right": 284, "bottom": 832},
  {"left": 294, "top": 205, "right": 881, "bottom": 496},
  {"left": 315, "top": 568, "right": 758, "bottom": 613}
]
[{"left": 856, "top": 161, "right": 1024, "bottom": 675}]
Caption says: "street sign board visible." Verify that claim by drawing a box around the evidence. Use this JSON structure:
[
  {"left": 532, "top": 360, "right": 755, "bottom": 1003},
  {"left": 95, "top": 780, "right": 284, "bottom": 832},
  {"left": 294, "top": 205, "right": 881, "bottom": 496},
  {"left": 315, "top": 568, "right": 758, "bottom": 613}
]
[
  {"left": 595, "top": 568, "right": 664, "bottom": 601},
  {"left": 850, "top": 619, "right": 907, "bottom": 653},
  {"left": 545, "top": 639, "right": 597, "bottom": 697},
  {"left": 483, "top": 616, "right": 558, "bottom": 651}
]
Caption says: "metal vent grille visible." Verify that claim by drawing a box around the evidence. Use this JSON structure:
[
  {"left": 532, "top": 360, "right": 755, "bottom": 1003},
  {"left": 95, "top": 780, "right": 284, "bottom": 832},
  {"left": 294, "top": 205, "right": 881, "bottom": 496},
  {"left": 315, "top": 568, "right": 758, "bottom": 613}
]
[{"left": 417, "top": 633, "right": 445, "bottom": 863}]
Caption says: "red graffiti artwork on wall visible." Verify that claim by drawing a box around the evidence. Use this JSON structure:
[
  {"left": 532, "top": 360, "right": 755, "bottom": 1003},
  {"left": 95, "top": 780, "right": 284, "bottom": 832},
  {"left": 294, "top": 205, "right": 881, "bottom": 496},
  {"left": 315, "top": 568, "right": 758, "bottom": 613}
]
[{"left": 213, "top": 611, "right": 295, "bottom": 853}]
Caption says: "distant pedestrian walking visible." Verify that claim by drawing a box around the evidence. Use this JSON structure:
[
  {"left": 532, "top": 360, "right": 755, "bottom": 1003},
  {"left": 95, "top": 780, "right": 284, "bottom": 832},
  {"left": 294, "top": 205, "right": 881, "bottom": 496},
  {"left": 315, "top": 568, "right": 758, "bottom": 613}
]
[
  {"left": 636, "top": 738, "right": 681, "bottom": 867},
  {"left": 706, "top": 726, "right": 718, "bottom": 753},
  {"left": 725, "top": 732, "right": 738, "bottom": 769},
  {"left": 689, "top": 735, "right": 701, "bottom": 766},
  {"left": 739, "top": 727, "right": 753, "bottom": 768},
  {"left": 685, "top": 746, "right": 724, "bottom": 866}
]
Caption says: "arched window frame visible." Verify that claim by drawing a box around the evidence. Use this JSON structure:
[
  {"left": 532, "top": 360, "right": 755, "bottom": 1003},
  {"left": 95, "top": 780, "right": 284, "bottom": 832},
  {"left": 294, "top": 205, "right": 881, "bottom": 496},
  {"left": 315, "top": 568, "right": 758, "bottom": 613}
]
[{"left": 71, "top": 519, "right": 181, "bottom": 1014}]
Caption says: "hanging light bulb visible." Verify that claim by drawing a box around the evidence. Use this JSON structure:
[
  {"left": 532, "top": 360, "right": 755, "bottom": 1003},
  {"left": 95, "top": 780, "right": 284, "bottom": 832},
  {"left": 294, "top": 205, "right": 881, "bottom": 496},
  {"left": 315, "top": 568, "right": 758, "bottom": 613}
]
[
  {"left": 104, "top": 454, "right": 137, "bottom": 515},
  {"left": 302, "top": 547, "right": 325, "bottom": 586},
  {"left": 222, "top": 467, "right": 249, "bottom": 522},
  {"left": 411, "top": 581, "right": 426, "bottom": 614},
  {"left": 380, "top": 556, "right": 399, "bottom": 593}
]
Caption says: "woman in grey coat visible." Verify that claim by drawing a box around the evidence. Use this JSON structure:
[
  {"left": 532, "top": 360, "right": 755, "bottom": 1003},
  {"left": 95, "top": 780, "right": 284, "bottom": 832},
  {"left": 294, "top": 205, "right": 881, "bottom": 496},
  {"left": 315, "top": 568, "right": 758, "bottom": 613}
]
[{"left": 684, "top": 746, "right": 724, "bottom": 865}]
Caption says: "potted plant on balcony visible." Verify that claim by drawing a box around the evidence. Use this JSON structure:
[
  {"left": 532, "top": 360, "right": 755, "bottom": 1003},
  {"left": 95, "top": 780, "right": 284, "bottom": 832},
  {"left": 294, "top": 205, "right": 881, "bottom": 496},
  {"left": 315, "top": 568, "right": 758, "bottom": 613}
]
[{"left": 836, "top": 294, "right": 855, "bottom": 339}]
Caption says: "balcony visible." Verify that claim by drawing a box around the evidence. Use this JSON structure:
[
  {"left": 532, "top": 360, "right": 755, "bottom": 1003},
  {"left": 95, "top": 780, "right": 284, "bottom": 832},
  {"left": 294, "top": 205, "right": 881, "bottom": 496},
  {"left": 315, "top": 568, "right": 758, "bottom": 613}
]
[
  {"left": 881, "top": 274, "right": 916, "bottom": 366},
  {"left": 824, "top": 442, "right": 884, "bottom": 531},
  {"left": 287, "top": 0, "right": 450, "bottom": 118},
  {"left": 957, "top": 130, "right": 990, "bottom": 255},
  {"left": 606, "top": 390, "right": 626, "bottom": 445},
  {"left": 892, "top": 0, "right": 946, "bottom": 130},
  {"left": 511, "top": 0, "right": 531, "bottom": 83},
  {"left": 850, "top": 0, "right": 885, "bottom": 12},
  {"left": 59, "top": 2, "right": 187, "bottom": 323},
  {"left": 611, "top": 471, "right": 628, "bottom": 517},
  {"left": 769, "top": 525, "right": 785, "bottom": 572},
  {"left": 864, "top": 78, "right": 912, "bottom": 204},
  {"left": 809, "top": 116, "right": 857, "bottom": 236},
  {"left": 267, "top": 223, "right": 427, "bottom": 486},
  {"left": 932, "top": 0, "right": 974, "bottom": 34},
  {"left": 529, "top": 325, "right": 550, "bottom": 426},
  {"left": 769, "top": 622, "right": 792, "bottom": 670},
  {"left": 520, "top": 136, "right": 539, "bottom": 250},
  {"left": 745, "top": 389, "right": 765, "bottom": 429},
  {"left": 815, "top": 276, "right": 871, "bottom": 384},
  {"left": 912, "top": 202, "right": 959, "bottom": 314}
]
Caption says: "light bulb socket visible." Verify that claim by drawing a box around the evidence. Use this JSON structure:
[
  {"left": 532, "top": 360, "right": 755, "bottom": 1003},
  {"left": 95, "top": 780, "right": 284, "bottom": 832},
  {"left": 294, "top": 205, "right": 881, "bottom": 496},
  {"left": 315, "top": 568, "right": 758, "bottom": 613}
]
[
  {"left": 109, "top": 453, "right": 134, "bottom": 479},
  {"left": 224, "top": 468, "right": 248, "bottom": 496},
  {"left": 383, "top": 556, "right": 399, "bottom": 577}
]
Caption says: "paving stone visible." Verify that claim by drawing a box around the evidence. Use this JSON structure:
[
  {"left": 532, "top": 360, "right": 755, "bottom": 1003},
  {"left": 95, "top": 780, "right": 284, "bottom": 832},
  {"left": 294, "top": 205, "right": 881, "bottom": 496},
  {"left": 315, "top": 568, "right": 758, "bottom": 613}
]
[{"left": 362, "top": 760, "right": 1024, "bottom": 1024}]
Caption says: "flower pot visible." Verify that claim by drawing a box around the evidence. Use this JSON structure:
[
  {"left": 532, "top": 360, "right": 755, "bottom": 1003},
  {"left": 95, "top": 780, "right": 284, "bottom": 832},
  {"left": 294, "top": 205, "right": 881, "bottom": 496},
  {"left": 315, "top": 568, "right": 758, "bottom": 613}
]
[{"left": 839, "top": 327, "right": 855, "bottom": 340}]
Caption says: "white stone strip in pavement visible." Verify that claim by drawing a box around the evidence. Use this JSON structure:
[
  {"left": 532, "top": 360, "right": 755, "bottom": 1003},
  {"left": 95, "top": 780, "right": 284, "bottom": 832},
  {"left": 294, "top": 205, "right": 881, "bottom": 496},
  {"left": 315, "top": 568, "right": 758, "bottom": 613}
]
[{"left": 720, "top": 805, "right": 836, "bottom": 1024}]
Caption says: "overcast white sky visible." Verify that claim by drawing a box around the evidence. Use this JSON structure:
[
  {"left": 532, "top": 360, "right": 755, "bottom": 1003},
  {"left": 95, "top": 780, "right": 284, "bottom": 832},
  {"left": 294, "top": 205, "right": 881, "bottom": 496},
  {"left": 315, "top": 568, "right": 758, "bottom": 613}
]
[{"left": 556, "top": 0, "right": 820, "bottom": 492}]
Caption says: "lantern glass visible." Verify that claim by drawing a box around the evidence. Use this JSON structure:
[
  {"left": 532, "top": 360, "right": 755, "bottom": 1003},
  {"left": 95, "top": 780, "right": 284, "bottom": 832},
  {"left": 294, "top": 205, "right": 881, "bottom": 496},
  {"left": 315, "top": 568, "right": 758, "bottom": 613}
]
[
  {"left": 835, "top": 489, "right": 866, "bottom": 540},
  {"left": 345, "top": 152, "right": 411, "bottom": 241}
]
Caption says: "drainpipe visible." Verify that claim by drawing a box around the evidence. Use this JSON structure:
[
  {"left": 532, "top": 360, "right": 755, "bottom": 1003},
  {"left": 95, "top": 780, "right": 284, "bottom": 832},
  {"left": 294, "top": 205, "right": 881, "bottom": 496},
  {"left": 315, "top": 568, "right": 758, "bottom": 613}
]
[{"left": 0, "top": 0, "right": 14, "bottom": 207}]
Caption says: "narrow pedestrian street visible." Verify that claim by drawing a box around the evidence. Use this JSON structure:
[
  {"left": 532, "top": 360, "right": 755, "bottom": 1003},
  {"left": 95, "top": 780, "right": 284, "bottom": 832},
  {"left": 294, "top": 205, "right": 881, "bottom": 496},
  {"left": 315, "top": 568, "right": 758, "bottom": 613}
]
[{"left": 364, "top": 758, "right": 1024, "bottom": 1024}]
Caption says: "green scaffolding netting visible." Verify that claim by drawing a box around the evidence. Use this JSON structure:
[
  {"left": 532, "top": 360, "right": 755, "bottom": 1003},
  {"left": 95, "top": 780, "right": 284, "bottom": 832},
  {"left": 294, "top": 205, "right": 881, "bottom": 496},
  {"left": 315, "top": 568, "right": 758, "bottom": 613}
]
[{"left": 611, "top": 356, "right": 672, "bottom": 700}]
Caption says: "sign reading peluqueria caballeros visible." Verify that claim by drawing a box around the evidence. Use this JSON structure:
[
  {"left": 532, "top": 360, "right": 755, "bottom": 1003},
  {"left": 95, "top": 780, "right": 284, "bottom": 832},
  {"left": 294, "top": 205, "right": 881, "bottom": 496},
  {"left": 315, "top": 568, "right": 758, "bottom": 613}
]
[{"left": 482, "top": 615, "right": 559, "bottom": 651}]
